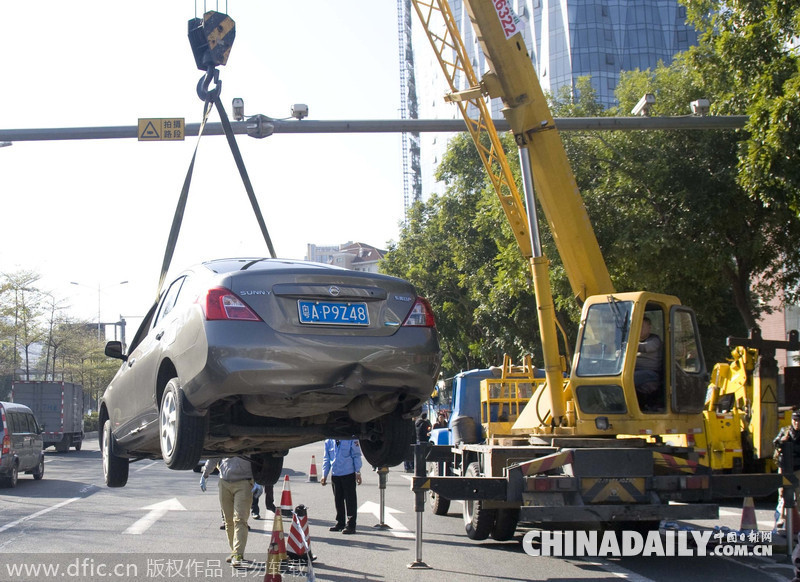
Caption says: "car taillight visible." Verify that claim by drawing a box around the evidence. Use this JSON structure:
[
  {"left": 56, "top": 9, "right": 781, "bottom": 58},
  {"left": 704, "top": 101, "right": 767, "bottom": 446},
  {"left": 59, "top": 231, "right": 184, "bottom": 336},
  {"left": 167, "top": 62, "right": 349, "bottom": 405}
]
[
  {"left": 201, "top": 288, "right": 262, "bottom": 321},
  {"left": 1, "top": 434, "right": 9, "bottom": 455},
  {"left": 402, "top": 297, "right": 436, "bottom": 327}
]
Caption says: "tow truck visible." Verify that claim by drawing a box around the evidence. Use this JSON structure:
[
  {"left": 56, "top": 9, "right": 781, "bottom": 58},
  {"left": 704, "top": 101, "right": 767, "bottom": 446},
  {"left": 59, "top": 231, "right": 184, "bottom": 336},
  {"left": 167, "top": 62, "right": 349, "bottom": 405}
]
[{"left": 408, "top": 0, "right": 786, "bottom": 540}]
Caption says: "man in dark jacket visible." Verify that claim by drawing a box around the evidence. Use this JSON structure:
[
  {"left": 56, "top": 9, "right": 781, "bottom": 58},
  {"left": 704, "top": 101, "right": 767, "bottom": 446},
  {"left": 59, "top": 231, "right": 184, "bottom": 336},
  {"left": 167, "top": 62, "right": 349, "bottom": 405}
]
[
  {"left": 775, "top": 410, "right": 800, "bottom": 529},
  {"left": 415, "top": 412, "right": 432, "bottom": 443}
]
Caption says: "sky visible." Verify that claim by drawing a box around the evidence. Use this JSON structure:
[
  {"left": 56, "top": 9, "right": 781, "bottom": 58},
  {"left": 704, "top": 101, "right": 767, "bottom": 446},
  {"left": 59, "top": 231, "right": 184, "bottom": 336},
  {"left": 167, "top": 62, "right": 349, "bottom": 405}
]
[{"left": 0, "top": 1, "right": 414, "bottom": 332}]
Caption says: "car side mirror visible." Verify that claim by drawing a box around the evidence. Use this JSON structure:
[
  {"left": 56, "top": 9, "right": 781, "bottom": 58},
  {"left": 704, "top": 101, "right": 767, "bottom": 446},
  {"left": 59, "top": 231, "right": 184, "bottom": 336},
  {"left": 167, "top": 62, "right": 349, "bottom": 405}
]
[{"left": 105, "top": 340, "right": 128, "bottom": 361}]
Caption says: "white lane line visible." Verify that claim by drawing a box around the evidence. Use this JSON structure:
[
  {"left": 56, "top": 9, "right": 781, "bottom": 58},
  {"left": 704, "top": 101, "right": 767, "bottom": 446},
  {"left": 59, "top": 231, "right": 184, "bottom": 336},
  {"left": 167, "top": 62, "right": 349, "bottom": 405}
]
[
  {"left": 580, "top": 558, "right": 657, "bottom": 582},
  {"left": 0, "top": 497, "right": 82, "bottom": 534},
  {"left": 134, "top": 461, "right": 159, "bottom": 473}
]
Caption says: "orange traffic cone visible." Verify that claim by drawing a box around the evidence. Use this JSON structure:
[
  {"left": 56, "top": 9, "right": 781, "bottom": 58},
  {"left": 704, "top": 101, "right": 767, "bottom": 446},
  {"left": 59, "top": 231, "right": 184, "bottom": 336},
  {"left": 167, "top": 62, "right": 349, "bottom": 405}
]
[
  {"left": 287, "top": 505, "right": 313, "bottom": 560},
  {"left": 269, "top": 509, "right": 288, "bottom": 561},
  {"left": 740, "top": 496, "right": 757, "bottom": 531},
  {"left": 307, "top": 455, "right": 319, "bottom": 483},
  {"left": 280, "top": 475, "right": 294, "bottom": 517},
  {"left": 263, "top": 533, "right": 282, "bottom": 582}
]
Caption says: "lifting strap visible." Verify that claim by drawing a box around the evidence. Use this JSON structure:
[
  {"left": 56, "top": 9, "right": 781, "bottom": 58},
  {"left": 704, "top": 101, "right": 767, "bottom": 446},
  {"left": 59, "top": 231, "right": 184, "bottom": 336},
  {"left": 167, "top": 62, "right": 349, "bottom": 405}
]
[{"left": 156, "top": 22, "right": 276, "bottom": 301}]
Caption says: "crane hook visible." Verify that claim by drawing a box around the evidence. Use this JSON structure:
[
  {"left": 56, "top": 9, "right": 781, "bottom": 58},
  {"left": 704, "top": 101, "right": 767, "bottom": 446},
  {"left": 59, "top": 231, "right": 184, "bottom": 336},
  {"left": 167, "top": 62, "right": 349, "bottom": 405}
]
[{"left": 197, "top": 65, "right": 221, "bottom": 102}]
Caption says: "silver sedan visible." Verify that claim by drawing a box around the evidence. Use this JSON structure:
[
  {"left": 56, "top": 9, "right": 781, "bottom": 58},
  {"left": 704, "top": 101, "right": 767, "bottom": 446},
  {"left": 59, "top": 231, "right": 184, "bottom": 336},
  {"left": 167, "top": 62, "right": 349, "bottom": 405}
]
[{"left": 99, "top": 258, "right": 441, "bottom": 487}]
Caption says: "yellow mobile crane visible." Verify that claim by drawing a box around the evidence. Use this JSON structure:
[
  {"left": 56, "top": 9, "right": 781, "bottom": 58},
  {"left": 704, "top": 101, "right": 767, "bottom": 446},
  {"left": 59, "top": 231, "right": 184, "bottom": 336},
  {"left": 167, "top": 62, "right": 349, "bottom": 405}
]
[{"left": 409, "top": 0, "right": 784, "bottom": 540}]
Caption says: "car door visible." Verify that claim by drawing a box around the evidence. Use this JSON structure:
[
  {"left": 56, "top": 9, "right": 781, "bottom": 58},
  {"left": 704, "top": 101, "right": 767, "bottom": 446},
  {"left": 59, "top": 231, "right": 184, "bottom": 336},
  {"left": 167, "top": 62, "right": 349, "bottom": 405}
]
[
  {"left": 20, "top": 413, "right": 38, "bottom": 471},
  {"left": 8, "top": 412, "right": 28, "bottom": 469},
  {"left": 125, "top": 276, "right": 187, "bottom": 433},
  {"left": 28, "top": 413, "right": 43, "bottom": 466}
]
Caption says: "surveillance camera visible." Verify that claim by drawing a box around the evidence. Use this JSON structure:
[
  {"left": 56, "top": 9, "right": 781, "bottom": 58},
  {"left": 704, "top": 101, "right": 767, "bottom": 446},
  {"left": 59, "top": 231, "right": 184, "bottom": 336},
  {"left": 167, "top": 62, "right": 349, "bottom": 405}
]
[
  {"left": 291, "top": 104, "right": 308, "bottom": 120},
  {"left": 690, "top": 99, "right": 710, "bottom": 116},
  {"left": 631, "top": 93, "right": 655, "bottom": 117},
  {"left": 232, "top": 98, "right": 245, "bottom": 121}
]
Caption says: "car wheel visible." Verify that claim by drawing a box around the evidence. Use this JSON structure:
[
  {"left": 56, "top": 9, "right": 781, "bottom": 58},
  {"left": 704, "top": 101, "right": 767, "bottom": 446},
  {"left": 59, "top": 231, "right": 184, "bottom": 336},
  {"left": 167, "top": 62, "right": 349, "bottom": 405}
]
[
  {"left": 74, "top": 440, "right": 82, "bottom": 451},
  {"left": 359, "top": 411, "right": 413, "bottom": 468},
  {"left": 427, "top": 461, "right": 451, "bottom": 516},
  {"left": 159, "top": 378, "right": 205, "bottom": 470},
  {"left": 463, "top": 462, "right": 496, "bottom": 540},
  {"left": 102, "top": 420, "right": 129, "bottom": 487},
  {"left": 32, "top": 456, "right": 45, "bottom": 481},
  {"left": 4, "top": 464, "right": 19, "bottom": 488},
  {"left": 252, "top": 453, "right": 284, "bottom": 486},
  {"left": 55, "top": 440, "right": 69, "bottom": 453},
  {"left": 490, "top": 507, "right": 519, "bottom": 541}
]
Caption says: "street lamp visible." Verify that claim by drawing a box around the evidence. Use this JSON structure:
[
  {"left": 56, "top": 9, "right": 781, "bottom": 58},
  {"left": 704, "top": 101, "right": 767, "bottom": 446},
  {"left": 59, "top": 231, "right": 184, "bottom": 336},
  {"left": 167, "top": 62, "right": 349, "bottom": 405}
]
[{"left": 70, "top": 280, "right": 128, "bottom": 339}]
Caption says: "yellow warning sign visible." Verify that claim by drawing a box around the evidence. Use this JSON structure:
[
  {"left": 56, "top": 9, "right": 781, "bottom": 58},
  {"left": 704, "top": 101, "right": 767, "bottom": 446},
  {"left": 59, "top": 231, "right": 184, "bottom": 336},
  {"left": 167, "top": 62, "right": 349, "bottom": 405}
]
[{"left": 137, "top": 118, "right": 186, "bottom": 141}]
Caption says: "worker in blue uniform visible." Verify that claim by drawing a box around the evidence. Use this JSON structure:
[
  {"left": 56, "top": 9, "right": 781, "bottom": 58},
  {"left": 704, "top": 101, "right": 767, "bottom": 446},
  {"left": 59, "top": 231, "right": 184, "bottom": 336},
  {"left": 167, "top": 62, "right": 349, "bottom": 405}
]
[{"left": 320, "top": 439, "right": 362, "bottom": 535}]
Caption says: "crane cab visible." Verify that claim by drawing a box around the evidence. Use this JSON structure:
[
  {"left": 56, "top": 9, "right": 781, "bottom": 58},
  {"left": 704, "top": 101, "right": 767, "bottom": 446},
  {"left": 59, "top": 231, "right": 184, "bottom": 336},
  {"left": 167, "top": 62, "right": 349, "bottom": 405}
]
[{"left": 563, "top": 291, "right": 708, "bottom": 436}]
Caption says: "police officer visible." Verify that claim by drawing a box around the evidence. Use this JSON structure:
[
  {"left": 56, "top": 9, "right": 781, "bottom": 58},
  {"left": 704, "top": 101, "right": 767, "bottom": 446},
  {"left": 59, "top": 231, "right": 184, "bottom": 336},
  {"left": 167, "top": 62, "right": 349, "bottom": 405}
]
[{"left": 320, "top": 439, "right": 362, "bottom": 534}]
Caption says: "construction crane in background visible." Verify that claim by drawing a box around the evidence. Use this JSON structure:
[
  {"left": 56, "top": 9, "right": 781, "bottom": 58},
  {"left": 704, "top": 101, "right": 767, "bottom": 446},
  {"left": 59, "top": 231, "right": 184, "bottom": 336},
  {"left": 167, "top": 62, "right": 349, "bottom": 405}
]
[{"left": 397, "top": 0, "right": 423, "bottom": 220}]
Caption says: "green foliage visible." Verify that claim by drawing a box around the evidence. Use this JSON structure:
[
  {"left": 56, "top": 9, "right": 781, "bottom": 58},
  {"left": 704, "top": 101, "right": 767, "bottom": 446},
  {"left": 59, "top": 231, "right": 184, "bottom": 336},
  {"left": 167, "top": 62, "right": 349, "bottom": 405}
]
[
  {"left": 387, "top": 21, "right": 800, "bottom": 372},
  {"left": 683, "top": 0, "right": 800, "bottom": 213},
  {"left": 382, "top": 132, "right": 541, "bottom": 377},
  {"left": 0, "top": 270, "right": 117, "bottom": 401},
  {"left": 84, "top": 411, "right": 99, "bottom": 433}
]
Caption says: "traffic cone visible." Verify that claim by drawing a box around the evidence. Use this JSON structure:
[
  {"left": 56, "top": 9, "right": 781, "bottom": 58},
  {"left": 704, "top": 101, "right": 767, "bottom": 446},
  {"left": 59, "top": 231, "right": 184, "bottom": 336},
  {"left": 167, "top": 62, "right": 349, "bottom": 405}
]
[
  {"left": 264, "top": 534, "right": 282, "bottom": 582},
  {"left": 287, "top": 505, "right": 314, "bottom": 560},
  {"left": 740, "top": 496, "right": 757, "bottom": 531},
  {"left": 307, "top": 455, "right": 319, "bottom": 483},
  {"left": 269, "top": 509, "right": 288, "bottom": 562},
  {"left": 280, "top": 475, "right": 294, "bottom": 517},
  {"left": 285, "top": 506, "right": 316, "bottom": 581}
]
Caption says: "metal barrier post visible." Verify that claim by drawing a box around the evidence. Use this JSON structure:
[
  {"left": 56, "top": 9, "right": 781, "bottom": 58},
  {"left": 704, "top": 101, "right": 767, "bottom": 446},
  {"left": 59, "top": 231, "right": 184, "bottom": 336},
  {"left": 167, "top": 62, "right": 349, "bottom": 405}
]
[
  {"left": 408, "top": 442, "right": 431, "bottom": 569},
  {"left": 374, "top": 466, "right": 391, "bottom": 530}
]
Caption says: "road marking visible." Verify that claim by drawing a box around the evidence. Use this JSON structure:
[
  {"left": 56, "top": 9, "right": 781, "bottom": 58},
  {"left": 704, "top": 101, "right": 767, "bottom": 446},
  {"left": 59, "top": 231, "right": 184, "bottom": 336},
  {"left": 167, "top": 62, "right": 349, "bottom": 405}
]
[
  {"left": 134, "top": 461, "right": 159, "bottom": 473},
  {"left": 359, "top": 500, "right": 414, "bottom": 538},
  {"left": 581, "top": 558, "right": 656, "bottom": 582},
  {"left": 0, "top": 496, "right": 82, "bottom": 534},
  {"left": 124, "top": 498, "right": 186, "bottom": 535}
]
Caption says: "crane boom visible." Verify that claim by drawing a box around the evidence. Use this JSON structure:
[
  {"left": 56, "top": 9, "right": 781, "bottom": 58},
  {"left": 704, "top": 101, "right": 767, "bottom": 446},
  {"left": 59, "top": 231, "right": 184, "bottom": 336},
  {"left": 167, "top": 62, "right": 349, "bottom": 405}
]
[{"left": 464, "top": 0, "right": 614, "bottom": 301}]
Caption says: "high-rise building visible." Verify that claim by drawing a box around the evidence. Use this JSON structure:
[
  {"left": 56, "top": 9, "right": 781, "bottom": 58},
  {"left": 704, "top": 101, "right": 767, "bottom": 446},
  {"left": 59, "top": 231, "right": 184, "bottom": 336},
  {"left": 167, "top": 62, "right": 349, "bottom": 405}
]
[{"left": 411, "top": 0, "right": 698, "bottom": 196}]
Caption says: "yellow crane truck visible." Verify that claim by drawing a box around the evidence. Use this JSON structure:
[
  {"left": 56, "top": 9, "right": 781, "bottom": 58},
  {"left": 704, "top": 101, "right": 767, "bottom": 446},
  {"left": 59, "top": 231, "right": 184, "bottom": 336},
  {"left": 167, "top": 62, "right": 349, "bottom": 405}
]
[{"left": 409, "top": 0, "right": 785, "bottom": 540}]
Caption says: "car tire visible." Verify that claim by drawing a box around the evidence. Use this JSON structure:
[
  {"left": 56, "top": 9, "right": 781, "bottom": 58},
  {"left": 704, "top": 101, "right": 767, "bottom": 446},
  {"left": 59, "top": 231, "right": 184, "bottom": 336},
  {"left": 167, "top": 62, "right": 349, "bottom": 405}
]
[
  {"left": 55, "top": 439, "right": 69, "bottom": 453},
  {"left": 32, "top": 456, "right": 45, "bottom": 481},
  {"left": 252, "top": 453, "right": 284, "bottom": 486},
  {"left": 463, "top": 462, "right": 495, "bottom": 540},
  {"left": 427, "top": 461, "right": 451, "bottom": 516},
  {"left": 159, "top": 379, "right": 205, "bottom": 470},
  {"left": 360, "top": 411, "right": 413, "bottom": 468},
  {"left": 74, "top": 440, "right": 82, "bottom": 451},
  {"left": 102, "top": 419, "right": 129, "bottom": 487},
  {"left": 2, "top": 464, "right": 19, "bottom": 488},
  {"left": 490, "top": 507, "right": 519, "bottom": 541}
]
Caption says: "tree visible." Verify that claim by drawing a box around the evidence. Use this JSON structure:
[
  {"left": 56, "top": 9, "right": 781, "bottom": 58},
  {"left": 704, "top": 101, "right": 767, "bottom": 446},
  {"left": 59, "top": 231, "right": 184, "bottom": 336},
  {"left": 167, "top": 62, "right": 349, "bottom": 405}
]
[
  {"left": 0, "top": 271, "right": 46, "bottom": 380},
  {"left": 597, "top": 57, "right": 800, "bottom": 346},
  {"left": 683, "top": 1, "right": 800, "bottom": 215},
  {"left": 382, "top": 132, "right": 540, "bottom": 377}
]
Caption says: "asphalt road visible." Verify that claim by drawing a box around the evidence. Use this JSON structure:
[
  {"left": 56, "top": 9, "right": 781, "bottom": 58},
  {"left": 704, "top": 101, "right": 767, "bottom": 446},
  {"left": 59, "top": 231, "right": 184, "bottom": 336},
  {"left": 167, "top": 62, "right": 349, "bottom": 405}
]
[{"left": 0, "top": 438, "right": 796, "bottom": 582}]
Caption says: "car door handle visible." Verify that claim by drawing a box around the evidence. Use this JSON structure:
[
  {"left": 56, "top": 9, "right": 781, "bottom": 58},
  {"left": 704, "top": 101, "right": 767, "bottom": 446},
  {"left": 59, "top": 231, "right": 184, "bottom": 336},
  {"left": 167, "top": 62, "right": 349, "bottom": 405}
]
[
  {"left": 128, "top": 357, "right": 136, "bottom": 367},
  {"left": 156, "top": 331, "right": 165, "bottom": 340}
]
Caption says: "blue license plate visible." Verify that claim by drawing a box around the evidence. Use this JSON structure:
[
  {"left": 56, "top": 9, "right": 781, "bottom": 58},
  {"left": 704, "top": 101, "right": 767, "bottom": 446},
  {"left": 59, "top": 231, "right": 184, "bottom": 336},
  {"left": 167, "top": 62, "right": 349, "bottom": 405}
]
[{"left": 297, "top": 300, "right": 369, "bottom": 326}]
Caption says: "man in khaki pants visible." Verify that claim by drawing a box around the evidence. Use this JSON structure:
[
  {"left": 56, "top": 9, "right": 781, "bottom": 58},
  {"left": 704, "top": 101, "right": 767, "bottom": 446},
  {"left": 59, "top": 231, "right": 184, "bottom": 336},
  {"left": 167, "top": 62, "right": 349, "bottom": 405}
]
[{"left": 201, "top": 457, "right": 254, "bottom": 566}]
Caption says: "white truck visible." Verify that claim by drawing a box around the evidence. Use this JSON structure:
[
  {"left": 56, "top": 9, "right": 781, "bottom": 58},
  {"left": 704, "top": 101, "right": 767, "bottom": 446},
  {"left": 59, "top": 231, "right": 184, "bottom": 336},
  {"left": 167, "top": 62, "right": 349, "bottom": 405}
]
[{"left": 12, "top": 382, "right": 85, "bottom": 452}]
